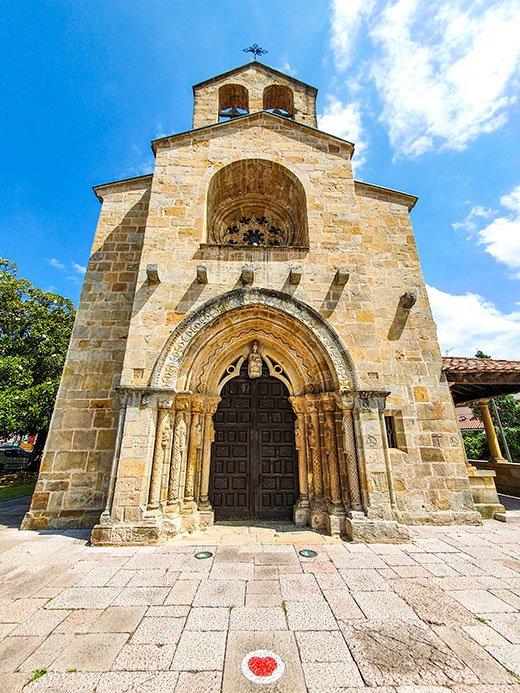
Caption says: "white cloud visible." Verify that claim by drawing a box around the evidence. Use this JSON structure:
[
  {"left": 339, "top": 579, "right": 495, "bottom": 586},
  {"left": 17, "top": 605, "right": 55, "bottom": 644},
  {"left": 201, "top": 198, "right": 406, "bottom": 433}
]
[
  {"left": 452, "top": 204, "right": 493, "bottom": 235},
  {"left": 454, "top": 184, "right": 520, "bottom": 276},
  {"left": 330, "top": 0, "right": 375, "bottom": 71},
  {"left": 122, "top": 143, "right": 154, "bottom": 178},
  {"left": 318, "top": 96, "right": 367, "bottom": 170},
  {"left": 370, "top": 0, "right": 520, "bottom": 156},
  {"left": 477, "top": 185, "right": 520, "bottom": 277},
  {"left": 48, "top": 257, "right": 66, "bottom": 271},
  {"left": 71, "top": 262, "right": 86, "bottom": 276},
  {"left": 281, "top": 61, "right": 297, "bottom": 75},
  {"left": 427, "top": 284, "right": 520, "bottom": 359}
]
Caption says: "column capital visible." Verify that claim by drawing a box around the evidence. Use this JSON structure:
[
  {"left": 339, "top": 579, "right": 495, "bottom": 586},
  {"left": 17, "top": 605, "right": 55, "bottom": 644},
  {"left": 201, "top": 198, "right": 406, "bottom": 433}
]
[
  {"left": 318, "top": 392, "right": 337, "bottom": 413},
  {"left": 351, "top": 390, "right": 391, "bottom": 413},
  {"left": 158, "top": 396, "right": 174, "bottom": 410}
]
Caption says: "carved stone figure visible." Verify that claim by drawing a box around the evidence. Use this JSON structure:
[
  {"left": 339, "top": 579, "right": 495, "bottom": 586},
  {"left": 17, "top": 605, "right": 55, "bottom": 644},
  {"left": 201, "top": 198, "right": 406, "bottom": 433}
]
[
  {"left": 168, "top": 415, "right": 186, "bottom": 504},
  {"left": 161, "top": 416, "right": 171, "bottom": 449},
  {"left": 248, "top": 340, "right": 263, "bottom": 379}
]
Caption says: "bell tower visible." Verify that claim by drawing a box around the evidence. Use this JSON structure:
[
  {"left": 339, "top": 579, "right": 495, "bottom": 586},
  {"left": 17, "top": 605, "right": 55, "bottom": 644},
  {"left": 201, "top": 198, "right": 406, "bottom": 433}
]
[{"left": 192, "top": 61, "right": 318, "bottom": 129}]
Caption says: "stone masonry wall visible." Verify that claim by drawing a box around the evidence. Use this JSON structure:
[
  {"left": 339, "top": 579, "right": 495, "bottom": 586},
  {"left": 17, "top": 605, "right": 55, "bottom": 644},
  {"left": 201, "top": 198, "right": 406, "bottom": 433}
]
[
  {"left": 356, "top": 190, "right": 474, "bottom": 523},
  {"left": 22, "top": 178, "right": 151, "bottom": 529},
  {"left": 193, "top": 65, "right": 317, "bottom": 129},
  {"left": 111, "top": 112, "right": 477, "bottom": 527}
]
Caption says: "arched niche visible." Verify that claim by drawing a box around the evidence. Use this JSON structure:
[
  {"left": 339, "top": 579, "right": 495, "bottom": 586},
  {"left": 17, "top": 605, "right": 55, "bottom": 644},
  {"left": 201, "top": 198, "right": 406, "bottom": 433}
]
[
  {"left": 218, "top": 84, "right": 249, "bottom": 120},
  {"left": 263, "top": 84, "right": 294, "bottom": 118},
  {"left": 206, "top": 159, "right": 308, "bottom": 247}
]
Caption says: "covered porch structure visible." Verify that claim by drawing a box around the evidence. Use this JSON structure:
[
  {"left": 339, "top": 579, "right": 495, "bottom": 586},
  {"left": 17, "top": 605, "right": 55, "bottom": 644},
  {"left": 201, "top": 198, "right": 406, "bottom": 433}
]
[{"left": 443, "top": 356, "right": 520, "bottom": 516}]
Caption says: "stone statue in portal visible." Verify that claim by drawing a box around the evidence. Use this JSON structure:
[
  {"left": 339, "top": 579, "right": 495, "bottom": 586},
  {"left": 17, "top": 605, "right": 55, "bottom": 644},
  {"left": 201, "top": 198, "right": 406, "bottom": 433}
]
[{"left": 248, "top": 341, "right": 263, "bottom": 379}]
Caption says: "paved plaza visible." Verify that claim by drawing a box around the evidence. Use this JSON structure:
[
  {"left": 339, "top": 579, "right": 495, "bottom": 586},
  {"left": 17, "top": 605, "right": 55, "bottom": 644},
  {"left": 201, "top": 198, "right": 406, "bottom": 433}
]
[{"left": 0, "top": 498, "right": 520, "bottom": 691}]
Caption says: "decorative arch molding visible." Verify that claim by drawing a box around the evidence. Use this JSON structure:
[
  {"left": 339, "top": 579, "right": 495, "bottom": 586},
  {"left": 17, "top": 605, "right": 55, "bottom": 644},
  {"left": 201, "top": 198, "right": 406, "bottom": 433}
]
[{"left": 151, "top": 288, "right": 359, "bottom": 391}]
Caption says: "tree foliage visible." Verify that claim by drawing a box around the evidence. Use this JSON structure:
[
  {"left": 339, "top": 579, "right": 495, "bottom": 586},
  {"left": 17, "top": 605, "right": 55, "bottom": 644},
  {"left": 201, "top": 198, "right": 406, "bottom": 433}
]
[{"left": 0, "top": 259, "right": 75, "bottom": 440}]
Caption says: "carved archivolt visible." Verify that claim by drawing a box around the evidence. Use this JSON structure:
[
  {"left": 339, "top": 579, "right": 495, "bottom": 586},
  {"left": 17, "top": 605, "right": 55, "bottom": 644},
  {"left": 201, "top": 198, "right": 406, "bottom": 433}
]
[{"left": 151, "top": 288, "right": 358, "bottom": 393}]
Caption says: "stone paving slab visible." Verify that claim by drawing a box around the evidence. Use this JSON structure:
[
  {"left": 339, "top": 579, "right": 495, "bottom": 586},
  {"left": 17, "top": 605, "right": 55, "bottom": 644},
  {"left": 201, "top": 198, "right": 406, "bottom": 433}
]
[
  {"left": 2, "top": 518, "right": 520, "bottom": 690},
  {"left": 222, "top": 631, "right": 306, "bottom": 692}
]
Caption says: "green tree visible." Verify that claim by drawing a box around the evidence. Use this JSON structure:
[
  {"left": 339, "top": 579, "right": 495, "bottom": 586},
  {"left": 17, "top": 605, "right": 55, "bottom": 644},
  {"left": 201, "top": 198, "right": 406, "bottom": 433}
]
[
  {"left": 0, "top": 259, "right": 75, "bottom": 460},
  {"left": 468, "top": 349, "right": 520, "bottom": 462}
]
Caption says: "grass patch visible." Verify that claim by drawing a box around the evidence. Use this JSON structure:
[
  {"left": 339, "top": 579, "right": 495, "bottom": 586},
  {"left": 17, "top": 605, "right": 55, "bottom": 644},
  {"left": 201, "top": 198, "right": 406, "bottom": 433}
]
[
  {"left": 66, "top": 669, "right": 77, "bottom": 673},
  {"left": 475, "top": 615, "right": 488, "bottom": 624},
  {"left": 0, "top": 472, "right": 37, "bottom": 501},
  {"left": 26, "top": 669, "right": 46, "bottom": 685},
  {"left": 281, "top": 600, "right": 287, "bottom": 615},
  {"left": 227, "top": 604, "right": 235, "bottom": 612}
]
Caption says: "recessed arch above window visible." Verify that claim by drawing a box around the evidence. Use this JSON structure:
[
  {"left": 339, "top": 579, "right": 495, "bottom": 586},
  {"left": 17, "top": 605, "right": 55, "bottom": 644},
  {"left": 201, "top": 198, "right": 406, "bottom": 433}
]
[
  {"left": 218, "top": 84, "right": 249, "bottom": 121},
  {"left": 206, "top": 159, "right": 308, "bottom": 247},
  {"left": 263, "top": 84, "right": 294, "bottom": 118}
]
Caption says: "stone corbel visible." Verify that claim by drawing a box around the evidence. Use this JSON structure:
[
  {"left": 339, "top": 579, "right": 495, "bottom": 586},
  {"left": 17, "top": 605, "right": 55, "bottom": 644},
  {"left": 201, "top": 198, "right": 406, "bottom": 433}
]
[
  {"left": 196, "top": 265, "right": 208, "bottom": 284},
  {"left": 289, "top": 266, "right": 302, "bottom": 285},
  {"left": 400, "top": 292, "right": 417, "bottom": 310},
  {"left": 146, "top": 264, "right": 160, "bottom": 284},
  {"left": 334, "top": 267, "right": 350, "bottom": 286},
  {"left": 241, "top": 264, "right": 254, "bottom": 286}
]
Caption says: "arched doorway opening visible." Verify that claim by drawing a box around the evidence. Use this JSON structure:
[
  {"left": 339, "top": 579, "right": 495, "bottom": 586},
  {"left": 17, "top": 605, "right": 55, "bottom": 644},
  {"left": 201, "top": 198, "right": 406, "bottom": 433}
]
[{"left": 209, "top": 360, "right": 298, "bottom": 521}]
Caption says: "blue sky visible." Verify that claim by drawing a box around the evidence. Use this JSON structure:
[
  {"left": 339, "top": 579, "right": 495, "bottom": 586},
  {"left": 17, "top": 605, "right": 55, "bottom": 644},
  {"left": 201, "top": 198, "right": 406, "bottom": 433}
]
[{"left": 1, "top": 0, "right": 520, "bottom": 358}]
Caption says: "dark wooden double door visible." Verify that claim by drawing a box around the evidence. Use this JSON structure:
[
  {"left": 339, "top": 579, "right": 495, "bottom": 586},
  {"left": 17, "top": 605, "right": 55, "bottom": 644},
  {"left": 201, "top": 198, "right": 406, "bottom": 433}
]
[{"left": 209, "top": 363, "right": 299, "bottom": 521}]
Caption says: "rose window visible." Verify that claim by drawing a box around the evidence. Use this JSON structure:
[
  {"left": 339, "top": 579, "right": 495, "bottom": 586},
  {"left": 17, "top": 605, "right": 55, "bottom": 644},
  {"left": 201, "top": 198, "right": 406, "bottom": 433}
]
[{"left": 221, "top": 215, "right": 288, "bottom": 246}]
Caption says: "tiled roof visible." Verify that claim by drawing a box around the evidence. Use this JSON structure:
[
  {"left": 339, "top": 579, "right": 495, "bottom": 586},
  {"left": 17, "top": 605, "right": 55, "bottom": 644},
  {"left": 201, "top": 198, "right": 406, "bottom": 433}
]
[
  {"left": 457, "top": 414, "right": 484, "bottom": 430},
  {"left": 443, "top": 357, "right": 520, "bottom": 374}
]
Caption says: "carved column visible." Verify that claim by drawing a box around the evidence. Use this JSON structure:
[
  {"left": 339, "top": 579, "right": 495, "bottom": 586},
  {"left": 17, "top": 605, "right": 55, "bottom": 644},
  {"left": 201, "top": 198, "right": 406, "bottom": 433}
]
[
  {"left": 198, "top": 396, "right": 221, "bottom": 511},
  {"left": 307, "top": 399, "right": 323, "bottom": 498},
  {"left": 184, "top": 396, "right": 204, "bottom": 509},
  {"left": 148, "top": 398, "right": 173, "bottom": 510},
  {"left": 289, "top": 396, "right": 310, "bottom": 526},
  {"left": 320, "top": 394, "right": 342, "bottom": 508},
  {"left": 336, "top": 392, "right": 363, "bottom": 512},
  {"left": 306, "top": 396, "right": 327, "bottom": 528},
  {"left": 167, "top": 394, "right": 190, "bottom": 509}
]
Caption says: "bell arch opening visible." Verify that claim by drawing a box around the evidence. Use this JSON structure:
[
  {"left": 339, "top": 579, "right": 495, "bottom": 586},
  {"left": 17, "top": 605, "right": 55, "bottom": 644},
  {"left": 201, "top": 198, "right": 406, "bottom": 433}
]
[
  {"left": 206, "top": 159, "right": 309, "bottom": 247},
  {"left": 263, "top": 84, "right": 294, "bottom": 118},
  {"left": 218, "top": 83, "right": 249, "bottom": 120}
]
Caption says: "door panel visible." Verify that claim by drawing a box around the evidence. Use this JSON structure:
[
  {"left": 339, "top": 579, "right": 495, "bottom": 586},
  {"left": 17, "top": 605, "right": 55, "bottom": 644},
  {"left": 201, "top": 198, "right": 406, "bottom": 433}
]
[{"left": 209, "top": 362, "right": 298, "bottom": 520}]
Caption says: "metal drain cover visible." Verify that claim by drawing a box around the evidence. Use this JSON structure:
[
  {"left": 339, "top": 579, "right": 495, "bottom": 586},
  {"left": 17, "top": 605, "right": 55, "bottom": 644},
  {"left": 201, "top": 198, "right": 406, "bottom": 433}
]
[{"left": 194, "top": 551, "right": 213, "bottom": 559}]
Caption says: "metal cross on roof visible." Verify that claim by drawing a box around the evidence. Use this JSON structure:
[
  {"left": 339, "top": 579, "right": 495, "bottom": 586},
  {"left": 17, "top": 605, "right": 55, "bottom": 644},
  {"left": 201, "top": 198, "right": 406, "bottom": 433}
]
[{"left": 243, "top": 44, "right": 268, "bottom": 61}]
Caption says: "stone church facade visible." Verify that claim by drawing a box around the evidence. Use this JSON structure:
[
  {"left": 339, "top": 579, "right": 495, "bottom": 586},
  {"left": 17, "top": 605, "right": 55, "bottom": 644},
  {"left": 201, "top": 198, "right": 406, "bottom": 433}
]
[{"left": 23, "top": 62, "right": 483, "bottom": 544}]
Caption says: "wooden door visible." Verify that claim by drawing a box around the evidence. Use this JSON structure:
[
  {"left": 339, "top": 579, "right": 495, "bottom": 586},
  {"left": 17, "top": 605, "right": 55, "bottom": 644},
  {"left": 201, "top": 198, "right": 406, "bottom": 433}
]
[{"left": 209, "top": 362, "right": 298, "bottom": 520}]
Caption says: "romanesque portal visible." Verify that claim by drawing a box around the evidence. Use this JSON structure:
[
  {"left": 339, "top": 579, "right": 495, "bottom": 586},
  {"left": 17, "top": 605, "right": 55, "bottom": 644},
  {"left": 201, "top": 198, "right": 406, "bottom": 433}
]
[{"left": 22, "top": 60, "right": 489, "bottom": 544}]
